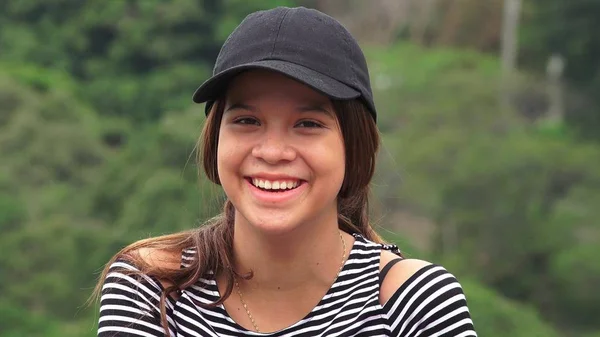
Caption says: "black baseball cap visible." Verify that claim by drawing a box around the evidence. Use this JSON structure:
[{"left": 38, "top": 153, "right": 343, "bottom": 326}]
[{"left": 192, "top": 6, "right": 377, "bottom": 121}]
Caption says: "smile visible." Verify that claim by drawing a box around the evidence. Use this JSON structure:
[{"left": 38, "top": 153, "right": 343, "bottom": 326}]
[{"left": 250, "top": 178, "right": 301, "bottom": 191}]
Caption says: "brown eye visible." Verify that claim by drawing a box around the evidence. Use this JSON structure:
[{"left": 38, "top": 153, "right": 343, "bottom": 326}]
[
  {"left": 296, "top": 120, "right": 324, "bottom": 128},
  {"left": 234, "top": 117, "right": 260, "bottom": 126}
]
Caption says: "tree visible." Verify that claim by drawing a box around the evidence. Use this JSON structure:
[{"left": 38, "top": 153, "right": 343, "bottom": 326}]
[
  {"left": 520, "top": 0, "right": 600, "bottom": 139},
  {"left": 0, "top": 0, "right": 298, "bottom": 121}
]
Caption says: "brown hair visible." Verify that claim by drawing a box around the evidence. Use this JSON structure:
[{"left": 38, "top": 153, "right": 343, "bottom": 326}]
[{"left": 90, "top": 98, "right": 387, "bottom": 335}]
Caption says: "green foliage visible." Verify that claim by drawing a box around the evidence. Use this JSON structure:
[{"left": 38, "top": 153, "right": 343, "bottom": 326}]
[
  {"left": 432, "top": 133, "right": 600, "bottom": 327},
  {"left": 462, "top": 279, "right": 560, "bottom": 337},
  {"left": 0, "top": 73, "right": 105, "bottom": 191},
  {"left": 521, "top": 0, "right": 600, "bottom": 139},
  {"left": 549, "top": 185, "right": 600, "bottom": 327},
  {"left": 0, "top": 303, "right": 60, "bottom": 337},
  {"left": 0, "top": 173, "right": 26, "bottom": 231},
  {"left": 0, "top": 0, "right": 300, "bottom": 122},
  {"left": 521, "top": 0, "right": 600, "bottom": 86},
  {"left": 0, "top": 3, "right": 598, "bottom": 336},
  {"left": 368, "top": 43, "right": 600, "bottom": 335}
]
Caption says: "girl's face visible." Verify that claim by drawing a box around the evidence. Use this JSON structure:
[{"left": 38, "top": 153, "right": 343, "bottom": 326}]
[{"left": 217, "top": 70, "right": 345, "bottom": 234}]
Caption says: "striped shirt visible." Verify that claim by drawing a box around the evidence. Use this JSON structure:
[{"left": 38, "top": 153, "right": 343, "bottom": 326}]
[{"left": 98, "top": 234, "right": 477, "bottom": 336}]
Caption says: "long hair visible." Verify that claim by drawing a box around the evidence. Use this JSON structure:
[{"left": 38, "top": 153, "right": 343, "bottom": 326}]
[{"left": 90, "top": 98, "right": 387, "bottom": 335}]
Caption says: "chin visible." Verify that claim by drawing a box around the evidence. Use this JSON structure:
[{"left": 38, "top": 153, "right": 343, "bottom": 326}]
[{"left": 245, "top": 213, "right": 303, "bottom": 236}]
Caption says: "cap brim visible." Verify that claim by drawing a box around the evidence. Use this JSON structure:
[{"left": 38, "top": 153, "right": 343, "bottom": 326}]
[{"left": 192, "top": 60, "right": 360, "bottom": 108}]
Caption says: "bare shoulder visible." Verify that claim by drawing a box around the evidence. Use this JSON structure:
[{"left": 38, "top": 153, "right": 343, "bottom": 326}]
[{"left": 379, "top": 249, "right": 432, "bottom": 305}]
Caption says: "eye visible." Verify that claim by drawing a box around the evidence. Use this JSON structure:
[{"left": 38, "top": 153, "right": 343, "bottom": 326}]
[
  {"left": 295, "top": 120, "right": 324, "bottom": 128},
  {"left": 233, "top": 117, "right": 260, "bottom": 126}
]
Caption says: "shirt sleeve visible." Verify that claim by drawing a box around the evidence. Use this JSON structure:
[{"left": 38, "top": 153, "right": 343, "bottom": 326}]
[
  {"left": 383, "top": 264, "right": 477, "bottom": 337},
  {"left": 97, "top": 259, "right": 177, "bottom": 337}
]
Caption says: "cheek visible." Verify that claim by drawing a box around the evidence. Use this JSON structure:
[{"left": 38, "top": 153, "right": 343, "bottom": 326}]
[
  {"left": 216, "top": 132, "right": 239, "bottom": 181},
  {"left": 334, "top": 145, "right": 346, "bottom": 185},
  {"left": 310, "top": 137, "right": 346, "bottom": 185},
  {"left": 331, "top": 136, "right": 347, "bottom": 189}
]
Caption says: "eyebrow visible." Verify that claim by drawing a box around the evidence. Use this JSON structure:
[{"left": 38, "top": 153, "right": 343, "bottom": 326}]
[
  {"left": 296, "top": 103, "right": 335, "bottom": 118},
  {"left": 224, "top": 101, "right": 335, "bottom": 118},
  {"left": 225, "top": 103, "right": 256, "bottom": 112}
]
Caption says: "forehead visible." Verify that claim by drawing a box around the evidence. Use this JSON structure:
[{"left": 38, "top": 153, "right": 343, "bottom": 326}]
[{"left": 225, "top": 70, "right": 331, "bottom": 105}]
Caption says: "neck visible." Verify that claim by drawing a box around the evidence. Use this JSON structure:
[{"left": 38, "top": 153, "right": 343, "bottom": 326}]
[{"left": 232, "top": 211, "right": 349, "bottom": 291}]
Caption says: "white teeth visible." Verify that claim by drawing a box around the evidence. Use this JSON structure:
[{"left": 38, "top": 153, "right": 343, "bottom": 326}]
[{"left": 251, "top": 178, "right": 300, "bottom": 190}]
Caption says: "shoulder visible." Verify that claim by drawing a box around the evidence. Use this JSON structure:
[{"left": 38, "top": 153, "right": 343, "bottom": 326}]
[
  {"left": 379, "top": 250, "right": 432, "bottom": 305},
  {"left": 136, "top": 247, "right": 183, "bottom": 272},
  {"left": 102, "top": 247, "right": 183, "bottom": 294},
  {"left": 100, "top": 258, "right": 165, "bottom": 319},
  {"left": 133, "top": 247, "right": 183, "bottom": 290},
  {"left": 378, "top": 251, "right": 477, "bottom": 336},
  {"left": 99, "top": 250, "right": 181, "bottom": 336},
  {"left": 99, "top": 248, "right": 183, "bottom": 313}
]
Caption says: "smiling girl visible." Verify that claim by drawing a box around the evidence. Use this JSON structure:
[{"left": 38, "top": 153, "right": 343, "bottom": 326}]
[{"left": 94, "top": 6, "right": 477, "bottom": 337}]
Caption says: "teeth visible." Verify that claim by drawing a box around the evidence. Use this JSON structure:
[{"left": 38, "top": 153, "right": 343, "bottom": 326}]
[{"left": 251, "top": 178, "right": 300, "bottom": 190}]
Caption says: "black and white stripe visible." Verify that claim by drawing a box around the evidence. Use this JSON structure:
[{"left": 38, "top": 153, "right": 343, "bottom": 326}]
[{"left": 98, "top": 234, "right": 477, "bottom": 336}]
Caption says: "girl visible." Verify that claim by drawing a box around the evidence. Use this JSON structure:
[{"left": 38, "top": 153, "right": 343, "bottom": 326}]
[{"left": 95, "top": 7, "right": 477, "bottom": 337}]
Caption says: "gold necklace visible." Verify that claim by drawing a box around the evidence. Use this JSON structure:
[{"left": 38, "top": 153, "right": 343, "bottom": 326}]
[{"left": 234, "top": 230, "right": 347, "bottom": 333}]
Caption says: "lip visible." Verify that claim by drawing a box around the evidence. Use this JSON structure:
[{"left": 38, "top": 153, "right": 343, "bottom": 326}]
[
  {"left": 245, "top": 173, "right": 304, "bottom": 181},
  {"left": 245, "top": 178, "right": 307, "bottom": 204}
]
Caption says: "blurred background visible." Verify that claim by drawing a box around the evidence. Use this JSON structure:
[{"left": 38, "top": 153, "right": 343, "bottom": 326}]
[{"left": 0, "top": 0, "right": 598, "bottom": 336}]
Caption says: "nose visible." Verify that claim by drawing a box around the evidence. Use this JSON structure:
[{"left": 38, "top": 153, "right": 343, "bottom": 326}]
[{"left": 251, "top": 130, "right": 296, "bottom": 164}]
